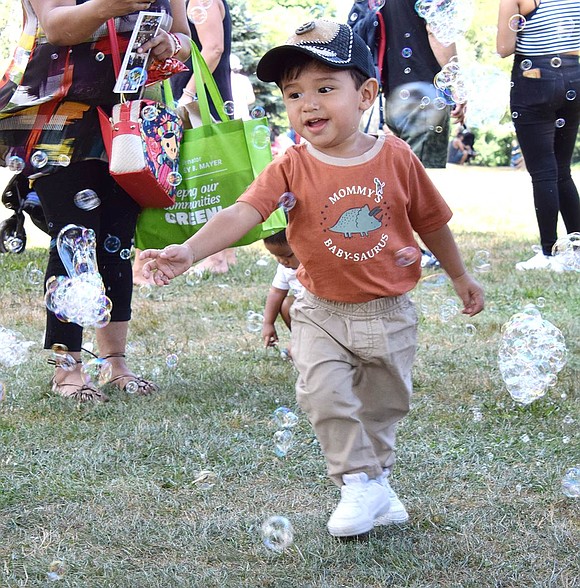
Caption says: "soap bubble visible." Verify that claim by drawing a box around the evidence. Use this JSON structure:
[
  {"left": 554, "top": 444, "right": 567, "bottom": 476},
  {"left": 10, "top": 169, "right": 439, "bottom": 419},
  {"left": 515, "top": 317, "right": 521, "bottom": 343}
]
[
  {"left": 414, "top": 0, "right": 473, "bottom": 46},
  {"left": 74, "top": 189, "right": 101, "bottom": 211},
  {"left": 274, "top": 429, "right": 294, "bottom": 457},
  {"left": 261, "top": 515, "right": 294, "bottom": 552},
  {"left": 508, "top": 14, "right": 526, "bottom": 31},
  {"left": 31, "top": 150, "right": 49, "bottom": 168},
  {"left": 278, "top": 191, "right": 296, "bottom": 212},
  {"left": 561, "top": 466, "right": 580, "bottom": 498},
  {"left": 81, "top": 357, "right": 113, "bottom": 386},
  {"left": 551, "top": 57, "right": 562, "bottom": 68},
  {"left": 0, "top": 326, "right": 35, "bottom": 368},
  {"left": 223, "top": 100, "right": 235, "bottom": 116},
  {"left": 551, "top": 232, "right": 580, "bottom": 271},
  {"left": 273, "top": 406, "right": 299, "bottom": 429},
  {"left": 188, "top": 6, "right": 207, "bottom": 25},
  {"left": 103, "top": 235, "right": 121, "bottom": 253},
  {"left": 246, "top": 311, "right": 264, "bottom": 333},
  {"left": 555, "top": 118, "right": 566, "bottom": 128},
  {"left": 120, "top": 248, "right": 132, "bottom": 260},
  {"left": 473, "top": 250, "right": 491, "bottom": 273},
  {"left": 520, "top": 59, "right": 533, "bottom": 71},
  {"left": 128, "top": 67, "right": 147, "bottom": 87},
  {"left": 7, "top": 155, "right": 25, "bottom": 172},
  {"left": 252, "top": 125, "right": 271, "bottom": 149},
  {"left": 141, "top": 104, "right": 158, "bottom": 121},
  {"left": 47, "top": 560, "right": 65, "bottom": 582},
  {"left": 167, "top": 171, "right": 182, "bottom": 186},
  {"left": 95, "top": 52, "right": 105, "bottom": 62},
  {"left": 166, "top": 353, "right": 178, "bottom": 368},
  {"left": 498, "top": 306, "right": 567, "bottom": 405},
  {"left": 394, "top": 246, "right": 419, "bottom": 267},
  {"left": 125, "top": 380, "right": 139, "bottom": 395},
  {"left": 26, "top": 262, "right": 44, "bottom": 285},
  {"left": 250, "top": 105, "right": 266, "bottom": 119},
  {"left": 566, "top": 90, "right": 577, "bottom": 101},
  {"left": 57, "top": 154, "right": 71, "bottom": 167},
  {"left": 45, "top": 225, "right": 112, "bottom": 328},
  {"left": 402, "top": 47, "right": 413, "bottom": 58},
  {"left": 192, "top": 469, "right": 217, "bottom": 490}
]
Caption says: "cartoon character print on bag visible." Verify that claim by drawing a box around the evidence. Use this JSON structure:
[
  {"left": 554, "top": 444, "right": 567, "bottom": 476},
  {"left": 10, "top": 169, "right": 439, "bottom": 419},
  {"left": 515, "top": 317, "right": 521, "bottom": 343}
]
[
  {"left": 140, "top": 106, "right": 183, "bottom": 192},
  {"left": 321, "top": 177, "right": 391, "bottom": 262}
]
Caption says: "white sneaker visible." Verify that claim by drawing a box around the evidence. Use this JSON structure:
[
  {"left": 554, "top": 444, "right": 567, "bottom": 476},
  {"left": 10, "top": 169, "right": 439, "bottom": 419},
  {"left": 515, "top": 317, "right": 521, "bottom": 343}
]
[
  {"left": 374, "top": 476, "right": 410, "bottom": 525},
  {"left": 327, "top": 472, "right": 390, "bottom": 537},
  {"left": 515, "top": 247, "right": 564, "bottom": 272}
]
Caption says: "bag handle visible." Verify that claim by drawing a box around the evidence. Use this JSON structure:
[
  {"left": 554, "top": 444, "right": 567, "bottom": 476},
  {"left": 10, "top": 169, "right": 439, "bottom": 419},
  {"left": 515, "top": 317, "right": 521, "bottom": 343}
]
[{"left": 189, "top": 42, "right": 229, "bottom": 125}]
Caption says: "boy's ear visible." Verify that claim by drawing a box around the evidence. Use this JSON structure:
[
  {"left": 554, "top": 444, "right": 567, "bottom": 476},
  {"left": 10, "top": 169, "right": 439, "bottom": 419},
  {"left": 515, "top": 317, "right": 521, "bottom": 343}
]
[{"left": 359, "top": 78, "right": 380, "bottom": 112}]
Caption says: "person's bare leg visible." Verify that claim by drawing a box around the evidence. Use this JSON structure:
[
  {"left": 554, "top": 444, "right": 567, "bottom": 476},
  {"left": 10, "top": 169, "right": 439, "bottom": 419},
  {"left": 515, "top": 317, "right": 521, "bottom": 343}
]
[{"left": 96, "top": 321, "right": 158, "bottom": 394}]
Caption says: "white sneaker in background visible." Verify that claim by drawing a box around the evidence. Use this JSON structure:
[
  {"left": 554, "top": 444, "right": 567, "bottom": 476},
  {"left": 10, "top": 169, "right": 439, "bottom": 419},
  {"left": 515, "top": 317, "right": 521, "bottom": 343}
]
[
  {"left": 327, "top": 472, "right": 390, "bottom": 537},
  {"left": 374, "top": 475, "right": 410, "bottom": 525},
  {"left": 516, "top": 246, "right": 563, "bottom": 272}
]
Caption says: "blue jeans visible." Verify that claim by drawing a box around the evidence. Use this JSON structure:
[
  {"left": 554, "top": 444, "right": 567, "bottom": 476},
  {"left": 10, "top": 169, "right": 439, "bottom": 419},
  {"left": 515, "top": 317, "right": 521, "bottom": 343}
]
[{"left": 510, "top": 54, "right": 580, "bottom": 255}]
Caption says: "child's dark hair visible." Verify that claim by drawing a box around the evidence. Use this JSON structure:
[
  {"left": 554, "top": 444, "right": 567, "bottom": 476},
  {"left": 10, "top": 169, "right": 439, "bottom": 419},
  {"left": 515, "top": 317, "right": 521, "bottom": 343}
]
[
  {"left": 263, "top": 228, "right": 288, "bottom": 246},
  {"left": 276, "top": 52, "right": 368, "bottom": 90}
]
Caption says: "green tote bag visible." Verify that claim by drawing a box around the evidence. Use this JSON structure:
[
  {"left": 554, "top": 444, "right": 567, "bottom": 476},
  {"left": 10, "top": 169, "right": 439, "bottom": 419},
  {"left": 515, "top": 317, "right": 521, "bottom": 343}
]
[{"left": 135, "top": 44, "right": 286, "bottom": 250}]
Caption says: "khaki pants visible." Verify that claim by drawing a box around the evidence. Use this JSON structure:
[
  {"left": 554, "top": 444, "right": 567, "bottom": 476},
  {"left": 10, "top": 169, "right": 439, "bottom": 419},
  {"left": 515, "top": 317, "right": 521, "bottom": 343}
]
[{"left": 291, "top": 290, "right": 417, "bottom": 487}]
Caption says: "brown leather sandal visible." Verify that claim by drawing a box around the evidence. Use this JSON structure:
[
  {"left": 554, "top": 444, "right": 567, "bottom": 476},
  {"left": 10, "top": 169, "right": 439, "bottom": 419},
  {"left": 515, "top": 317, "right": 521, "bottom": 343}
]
[
  {"left": 50, "top": 377, "right": 109, "bottom": 402},
  {"left": 49, "top": 353, "right": 109, "bottom": 402},
  {"left": 102, "top": 353, "right": 160, "bottom": 396}
]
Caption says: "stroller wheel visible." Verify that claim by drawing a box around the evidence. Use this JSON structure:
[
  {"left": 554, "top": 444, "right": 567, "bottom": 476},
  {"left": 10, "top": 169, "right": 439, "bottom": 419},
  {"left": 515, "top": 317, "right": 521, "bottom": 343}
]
[{"left": 0, "top": 215, "right": 27, "bottom": 254}]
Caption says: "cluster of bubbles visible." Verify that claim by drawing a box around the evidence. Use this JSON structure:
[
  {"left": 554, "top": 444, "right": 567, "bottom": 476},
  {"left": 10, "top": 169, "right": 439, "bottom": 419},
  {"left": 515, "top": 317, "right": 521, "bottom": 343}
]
[
  {"left": 552, "top": 232, "right": 580, "bottom": 272},
  {"left": 273, "top": 406, "right": 298, "bottom": 457},
  {"left": 415, "top": 0, "right": 474, "bottom": 47},
  {"left": 498, "top": 305, "right": 567, "bottom": 405},
  {"left": 561, "top": 466, "right": 580, "bottom": 498},
  {"left": 460, "top": 65, "right": 510, "bottom": 127},
  {"left": 386, "top": 81, "right": 452, "bottom": 138},
  {"left": 433, "top": 57, "right": 467, "bottom": 106},
  {"left": 261, "top": 515, "right": 294, "bottom": 553},
  {"left": 0, "top": 326, "right": 35, "bottom": 368},
  {"left": 44, "top": 225, "right": 112, "bottom": 328}
]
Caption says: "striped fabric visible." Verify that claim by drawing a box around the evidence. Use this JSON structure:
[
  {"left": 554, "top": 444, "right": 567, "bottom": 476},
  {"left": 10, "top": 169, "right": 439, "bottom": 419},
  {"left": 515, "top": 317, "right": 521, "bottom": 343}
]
[{"left": 516, "top": 0, "right": 580, "bottom": 56}]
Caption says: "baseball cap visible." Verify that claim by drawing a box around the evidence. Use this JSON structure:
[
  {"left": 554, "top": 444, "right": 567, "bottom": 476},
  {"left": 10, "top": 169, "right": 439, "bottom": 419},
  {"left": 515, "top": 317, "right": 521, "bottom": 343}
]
[{"left": 256, "top": 19, "right": 376, "bottom": 84}]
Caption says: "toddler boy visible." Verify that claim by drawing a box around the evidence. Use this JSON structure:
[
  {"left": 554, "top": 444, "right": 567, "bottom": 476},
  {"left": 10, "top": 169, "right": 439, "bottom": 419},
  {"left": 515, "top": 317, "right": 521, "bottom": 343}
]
[{"left": 141, "top": 20, "right": 484, "bottom": 538}]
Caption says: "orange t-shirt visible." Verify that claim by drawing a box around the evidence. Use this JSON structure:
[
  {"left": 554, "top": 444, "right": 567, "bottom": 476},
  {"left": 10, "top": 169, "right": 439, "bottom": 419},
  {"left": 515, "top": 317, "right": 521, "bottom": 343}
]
[{"left": 238, "top": 134, "right": 452, "bottom": 303}]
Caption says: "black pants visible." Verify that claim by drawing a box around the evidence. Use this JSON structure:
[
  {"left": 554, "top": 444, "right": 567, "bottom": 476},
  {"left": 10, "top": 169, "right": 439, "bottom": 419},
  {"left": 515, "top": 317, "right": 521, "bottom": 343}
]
[
  {"left": 34, "top": 160, "right": 140, "bottom": 351},
  {"left": 511, "top": 54, "right": 580, "bottom": 255}
]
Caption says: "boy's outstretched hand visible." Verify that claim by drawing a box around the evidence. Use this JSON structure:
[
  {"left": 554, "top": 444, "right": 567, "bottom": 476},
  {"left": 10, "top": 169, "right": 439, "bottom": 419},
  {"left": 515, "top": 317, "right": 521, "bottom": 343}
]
[
  {"left": 451, "top": 273, "right": 485, "bottom": 317},
  {"left": 140, "top": 244, "right": 195, "bottom": 286}
]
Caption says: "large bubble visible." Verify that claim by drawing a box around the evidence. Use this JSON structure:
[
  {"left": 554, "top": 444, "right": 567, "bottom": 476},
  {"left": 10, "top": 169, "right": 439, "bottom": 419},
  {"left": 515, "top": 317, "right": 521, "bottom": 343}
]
[
  {"left": 0, "top": 326, "right": 35, "bottom": 368},
  {"left": 552, "top": 232, "right": 580, "bottom": 272},
  {"left": 498, "top": 305, "right": 567, "bottom": 405},
  {"left": 45, "top": 225, "right": 112, "bottom": 328}
]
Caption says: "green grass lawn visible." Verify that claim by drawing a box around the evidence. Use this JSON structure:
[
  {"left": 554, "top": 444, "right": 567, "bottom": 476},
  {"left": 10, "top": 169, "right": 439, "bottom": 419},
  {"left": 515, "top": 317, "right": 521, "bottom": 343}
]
[{"left": 0, "top": 170, "right": 579, "bottom": 587}]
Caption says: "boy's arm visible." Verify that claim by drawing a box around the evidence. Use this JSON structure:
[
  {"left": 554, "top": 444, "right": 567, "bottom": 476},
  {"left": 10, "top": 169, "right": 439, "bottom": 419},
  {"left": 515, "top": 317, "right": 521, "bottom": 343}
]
[
  {"left": 141, "top": 202, "right": 263, "bottom": 285},
  {"left": 262, "top": 287, "right": 288, "bottom": 347},
  {"left": 419, "top": 225, "right": 485, "bottom": 316}
]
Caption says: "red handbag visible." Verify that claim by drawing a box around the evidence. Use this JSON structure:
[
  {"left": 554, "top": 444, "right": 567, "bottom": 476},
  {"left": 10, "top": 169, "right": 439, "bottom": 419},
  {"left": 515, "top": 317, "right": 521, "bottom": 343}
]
[{"left": 98, "top": 19, "right": 183, "bottom": 208}]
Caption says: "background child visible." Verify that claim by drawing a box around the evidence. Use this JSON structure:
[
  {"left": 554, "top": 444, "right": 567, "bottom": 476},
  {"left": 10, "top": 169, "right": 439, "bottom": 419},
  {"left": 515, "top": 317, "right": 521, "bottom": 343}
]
[
  {"left": 261, "top": 229, "right": 303, "bottom": 352},
  {"left": 141, "top": 20, "right": 484, "bottom": 539}
]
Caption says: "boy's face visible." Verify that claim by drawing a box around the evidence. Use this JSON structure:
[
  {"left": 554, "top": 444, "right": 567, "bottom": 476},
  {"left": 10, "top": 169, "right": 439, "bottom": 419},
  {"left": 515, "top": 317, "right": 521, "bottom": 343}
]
[
  {"left": 280, "top": 62, "right": 376, "bottom": 157},
  {"left": 264, "top": 241, "right": 299, "bottom": 270}
]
